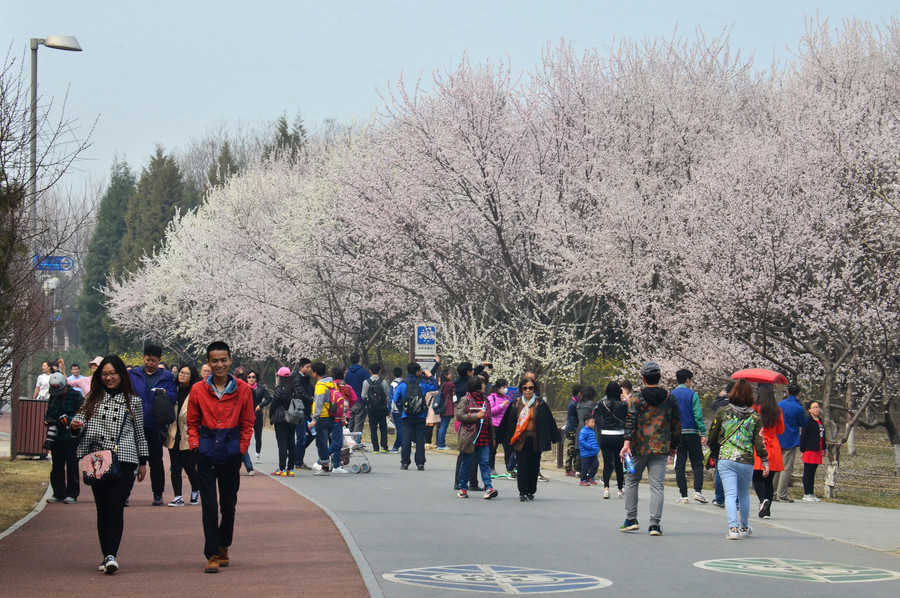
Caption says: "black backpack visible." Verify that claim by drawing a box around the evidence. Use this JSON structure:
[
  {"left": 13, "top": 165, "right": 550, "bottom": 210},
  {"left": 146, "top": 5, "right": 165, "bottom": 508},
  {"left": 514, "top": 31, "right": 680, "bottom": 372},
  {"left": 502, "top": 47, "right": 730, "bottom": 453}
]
[
  {"left": 153, "top": 388, "right": 176, "bottom": 429},
  {"left": 366, "top": 378, "right": 388, "bottom": 416},
  {"left": 403, "top": 379, "right": 426, "bottom": 416}
]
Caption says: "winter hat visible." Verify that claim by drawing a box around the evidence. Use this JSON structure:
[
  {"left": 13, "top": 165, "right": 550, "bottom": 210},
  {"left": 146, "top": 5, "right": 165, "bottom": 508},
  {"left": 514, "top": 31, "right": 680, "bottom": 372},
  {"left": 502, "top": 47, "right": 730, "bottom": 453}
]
[
  {"left": 276, "top": 367, "right": 291, "bottom": 377},
  {"left": 48, "top": 372, "right": 68, "bottom": 396}
]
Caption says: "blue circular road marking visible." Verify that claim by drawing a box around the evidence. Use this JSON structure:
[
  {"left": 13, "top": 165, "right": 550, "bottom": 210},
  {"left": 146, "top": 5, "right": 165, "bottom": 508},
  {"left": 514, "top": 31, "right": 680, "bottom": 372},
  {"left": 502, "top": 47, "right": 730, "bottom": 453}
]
[{"left": 384, "top": 564, "right": 612, "bottom": 594}]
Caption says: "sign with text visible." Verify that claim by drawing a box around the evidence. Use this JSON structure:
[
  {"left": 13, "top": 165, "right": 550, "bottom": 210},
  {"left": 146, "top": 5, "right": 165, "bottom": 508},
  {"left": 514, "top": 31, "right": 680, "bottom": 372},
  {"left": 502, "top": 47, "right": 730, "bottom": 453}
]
[
  {"left": 33, "top": 255, "right": 74, "bottom": 271},
  {"left": 415, "top": 323, "right": 437, "bottom": 356}
]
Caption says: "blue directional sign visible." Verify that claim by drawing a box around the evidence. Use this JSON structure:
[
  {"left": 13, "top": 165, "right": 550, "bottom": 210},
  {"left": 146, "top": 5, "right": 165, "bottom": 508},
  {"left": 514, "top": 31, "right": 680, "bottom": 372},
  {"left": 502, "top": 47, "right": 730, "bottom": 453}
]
[
  {"left": 416, "top": 325, "right": 436, "bottom": 345},
  {"left": 384, "top": 564, "right": 612, "bottom": 594},
  {"left": 33, "top": 255, "right": 74, "bottom": 271}
]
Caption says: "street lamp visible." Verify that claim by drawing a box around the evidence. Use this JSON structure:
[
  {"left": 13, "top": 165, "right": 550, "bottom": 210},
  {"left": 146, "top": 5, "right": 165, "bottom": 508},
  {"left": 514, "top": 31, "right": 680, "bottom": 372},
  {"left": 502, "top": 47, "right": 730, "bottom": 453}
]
[{"left": 30, "top": 35, "right": 82, "bottom": 237}]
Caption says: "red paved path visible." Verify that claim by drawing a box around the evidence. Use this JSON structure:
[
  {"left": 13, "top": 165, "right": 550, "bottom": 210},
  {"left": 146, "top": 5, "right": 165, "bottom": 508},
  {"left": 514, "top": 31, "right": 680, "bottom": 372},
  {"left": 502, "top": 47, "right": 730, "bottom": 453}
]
[{"left": 0, "top": 448, "right": 368, "bottom": 597}]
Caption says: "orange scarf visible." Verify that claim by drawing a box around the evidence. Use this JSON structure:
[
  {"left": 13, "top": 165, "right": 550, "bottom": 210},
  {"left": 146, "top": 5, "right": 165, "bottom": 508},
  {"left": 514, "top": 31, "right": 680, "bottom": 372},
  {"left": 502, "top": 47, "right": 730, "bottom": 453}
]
[{"left": 510, "top": 397, "right": 536, "bottom": 446}]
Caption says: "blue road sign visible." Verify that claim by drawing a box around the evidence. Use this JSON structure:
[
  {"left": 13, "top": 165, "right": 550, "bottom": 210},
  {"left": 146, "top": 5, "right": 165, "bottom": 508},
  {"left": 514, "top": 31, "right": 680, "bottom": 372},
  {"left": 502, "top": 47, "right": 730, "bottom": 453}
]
[
  {"left": 33, "top": 255, "right": 74, "bottom": 271},
  {"left": 416, "top": 325, "right": 436, "bottom": 345}
]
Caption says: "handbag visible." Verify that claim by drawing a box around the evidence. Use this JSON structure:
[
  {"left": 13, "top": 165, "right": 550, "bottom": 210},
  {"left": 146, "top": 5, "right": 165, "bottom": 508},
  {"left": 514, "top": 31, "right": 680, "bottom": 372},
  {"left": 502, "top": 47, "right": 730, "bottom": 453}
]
[{"left": 79, "top": 406, "right": 130, "bottom": 486}]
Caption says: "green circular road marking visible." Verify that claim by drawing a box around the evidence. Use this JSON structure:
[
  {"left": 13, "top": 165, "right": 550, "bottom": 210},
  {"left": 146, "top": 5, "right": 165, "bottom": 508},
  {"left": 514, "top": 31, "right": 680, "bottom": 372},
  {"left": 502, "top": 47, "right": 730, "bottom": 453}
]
[
  {"left": 694, "top": 558, "right": 900, "bottom": 583},
  {"left": 384, "top": 564, "right": 612, "bottom": 593}
]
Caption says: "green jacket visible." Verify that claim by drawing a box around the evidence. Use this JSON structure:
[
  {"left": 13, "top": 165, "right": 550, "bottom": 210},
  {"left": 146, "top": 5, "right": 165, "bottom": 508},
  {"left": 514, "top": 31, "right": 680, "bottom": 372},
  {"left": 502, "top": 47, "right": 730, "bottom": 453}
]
[
  {"left": 708, "top": 405, "right": 768, "bottom": 466},
  {"left": 45, "top": 387, "right": 83, "bottom": 443},
  {"left": 624, "top": 387, "right": 681, "bottom": 456}
]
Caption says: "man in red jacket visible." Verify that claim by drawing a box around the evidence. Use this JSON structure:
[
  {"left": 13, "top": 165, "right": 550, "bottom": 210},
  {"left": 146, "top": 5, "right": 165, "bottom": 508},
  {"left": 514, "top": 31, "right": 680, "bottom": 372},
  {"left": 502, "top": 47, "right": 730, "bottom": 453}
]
[{"left": 187, "top": 341, "right": 255, "bottom": 574}]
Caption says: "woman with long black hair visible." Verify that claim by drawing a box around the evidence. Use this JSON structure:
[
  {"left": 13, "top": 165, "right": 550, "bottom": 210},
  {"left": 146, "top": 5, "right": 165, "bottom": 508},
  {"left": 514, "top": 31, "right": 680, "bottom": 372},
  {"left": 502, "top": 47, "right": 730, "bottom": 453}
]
[
  {"left": 259, "top": 367, "right": 296, "bottom": 476},
  {"left": 752, "top": 384, "right": 784, "bottom": 518},
  {"left": 70, "top": 355, "right": 149, "bottom": 574},
  {"left": 799, "top": 401, "right": 827, "bottom": 502},
  {"left": 595, "top": 381, "right": 628, "bottom": 499},
  {"left": 246, "top": 369, "right": 270, "bottom": 462},
  {"left": 165, "top": 364, "right": 202, "bottom": 505}
]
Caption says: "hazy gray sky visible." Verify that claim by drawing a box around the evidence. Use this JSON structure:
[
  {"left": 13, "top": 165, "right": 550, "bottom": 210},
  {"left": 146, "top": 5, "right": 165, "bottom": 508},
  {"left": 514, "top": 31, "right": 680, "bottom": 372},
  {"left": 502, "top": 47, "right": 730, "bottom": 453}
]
[{"left": 3, "top": 1, "right": 897, "bottom": 192}]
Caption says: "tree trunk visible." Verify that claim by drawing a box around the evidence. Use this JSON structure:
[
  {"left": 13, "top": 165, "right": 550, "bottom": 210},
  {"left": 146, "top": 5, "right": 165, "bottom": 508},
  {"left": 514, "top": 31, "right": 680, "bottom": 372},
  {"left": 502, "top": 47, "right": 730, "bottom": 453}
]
[
  {"left": 845, "top": 382, "right": 856, "bottom": 457},
  {"left": 825, "top": 444, "right": 839, "bottom": 499}
]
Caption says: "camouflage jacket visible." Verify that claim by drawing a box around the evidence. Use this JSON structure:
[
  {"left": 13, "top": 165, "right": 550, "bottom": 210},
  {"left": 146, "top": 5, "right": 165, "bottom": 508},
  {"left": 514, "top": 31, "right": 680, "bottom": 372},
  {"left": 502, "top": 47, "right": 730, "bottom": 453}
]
[{"left": 624, "top": 387, "right": 681, "bottom": 456}]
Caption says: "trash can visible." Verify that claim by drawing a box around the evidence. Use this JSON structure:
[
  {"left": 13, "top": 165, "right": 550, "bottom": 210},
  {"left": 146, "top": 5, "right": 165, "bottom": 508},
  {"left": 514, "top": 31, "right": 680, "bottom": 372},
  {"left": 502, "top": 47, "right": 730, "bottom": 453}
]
[{"left": 14, "top": 399, "right": 48, "bottom": 457}]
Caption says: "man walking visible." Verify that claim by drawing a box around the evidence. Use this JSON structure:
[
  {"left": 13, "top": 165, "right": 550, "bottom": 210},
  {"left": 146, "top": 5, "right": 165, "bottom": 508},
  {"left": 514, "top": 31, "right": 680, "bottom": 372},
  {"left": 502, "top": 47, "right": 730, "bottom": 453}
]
[
  {"left": 187, "top": 341, "right": 255, "bottom": 573},
  {"left": 620, "top": 361, "right": 681, "bottom": 536},
  {"left": 344, "top": 353, "right": 370, "bottom": 436},
  {"left": 393, "top": 363, "right": 440, "bottom": 471},
  {"left": 672, "top": 369, "right": 708, "bottom": 504},
  {"left": 775, "top": 384, "right": 807, "bottom": 503},
  {"left": 129, "top": 344, "right": 177, "bottom": 505}
]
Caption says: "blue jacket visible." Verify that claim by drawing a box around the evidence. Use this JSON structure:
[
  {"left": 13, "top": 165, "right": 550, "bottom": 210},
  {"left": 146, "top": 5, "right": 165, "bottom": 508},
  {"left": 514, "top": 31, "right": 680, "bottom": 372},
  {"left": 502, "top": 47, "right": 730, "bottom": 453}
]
[
  {"left": 392, "top": 374, "right": 439, "bottom": 419},
  {"left": 671, "top": 385, "right": 706, "bottom": 435},
  {"left": 129, "top": 367, "right": 177, "bottom": 430},
  {"left": 344, "top": 364, "right": 370, "bottom": 400},
  {"left": 565, "top": 398, "right": 578, "bottom": 432},
  {"left": 578, "top": 425, "right": 599, "bottom": 457},
  {"left": 777, "top": 395, "right": 807, "bottom": 449}
]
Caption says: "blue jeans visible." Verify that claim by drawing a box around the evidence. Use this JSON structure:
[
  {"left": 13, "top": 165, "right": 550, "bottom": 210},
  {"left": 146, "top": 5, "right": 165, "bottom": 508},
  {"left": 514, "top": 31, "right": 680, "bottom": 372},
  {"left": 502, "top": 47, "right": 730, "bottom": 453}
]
[
  {"left": 714, "top": 466, "right": 725, "bottom": 504},
  {"left": 329, "top": 421, "right": 344, "bottom": 469},
  {"left": 718, "top": 459, "right": 753, "bottom": 528},
  {"left": 436, "top": 415, "right": 452, "bottom": 449},
  {"left": 315, "top": 418, "right": 335, "bottom": 467},
  {"left": 391, "top": 412, "right": 403, "bottom": 450},
  {"left": 458, "top": 445, "right": 492, "bottom": 490},
  {"left": 294, "top": 421, "right": 307, "bottom": 467},
  {"left": 242, "top": 452, "right": 253, "bottom": 472}
]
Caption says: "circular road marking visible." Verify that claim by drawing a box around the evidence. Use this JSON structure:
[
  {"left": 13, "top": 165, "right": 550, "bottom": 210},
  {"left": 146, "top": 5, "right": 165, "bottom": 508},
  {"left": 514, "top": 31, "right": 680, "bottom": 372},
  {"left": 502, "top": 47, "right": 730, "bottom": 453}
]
[
  {"left": 694, "top": 558, "right": 900, "bottom": 583},
  {"left": 383, "top": 564, "right": 612, "bottom": 594}
]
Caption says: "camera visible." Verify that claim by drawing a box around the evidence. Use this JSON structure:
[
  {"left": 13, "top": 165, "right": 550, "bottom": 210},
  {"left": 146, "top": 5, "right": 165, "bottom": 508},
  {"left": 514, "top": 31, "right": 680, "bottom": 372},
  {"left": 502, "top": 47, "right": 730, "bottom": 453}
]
[{"left": 43, "top": 424, "right": 58, "bottom": 450}]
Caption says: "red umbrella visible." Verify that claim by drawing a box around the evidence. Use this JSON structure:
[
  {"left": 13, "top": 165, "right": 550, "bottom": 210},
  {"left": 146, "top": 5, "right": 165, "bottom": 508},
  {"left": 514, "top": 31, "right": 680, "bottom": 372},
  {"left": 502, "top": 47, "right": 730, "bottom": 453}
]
[{"left": 731, "top": 368, "right": 788, "bottom": 385}]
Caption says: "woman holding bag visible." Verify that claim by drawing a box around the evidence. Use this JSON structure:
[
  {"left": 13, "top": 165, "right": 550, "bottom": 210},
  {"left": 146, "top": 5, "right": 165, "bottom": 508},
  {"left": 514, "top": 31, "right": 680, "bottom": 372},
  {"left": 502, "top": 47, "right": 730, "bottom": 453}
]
[{"left": 70, "top": 355, "right": 149, "bottom": 575}]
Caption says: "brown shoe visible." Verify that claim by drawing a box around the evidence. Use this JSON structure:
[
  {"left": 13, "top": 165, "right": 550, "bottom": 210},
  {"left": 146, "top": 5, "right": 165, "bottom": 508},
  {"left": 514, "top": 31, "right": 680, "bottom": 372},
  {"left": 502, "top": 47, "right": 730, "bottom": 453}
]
[
  {"left": 217, "top": 546, "right": 229, "bottom": 567},
  {"left": 204, "top": 555, "right": 219, "bottom": 573}
]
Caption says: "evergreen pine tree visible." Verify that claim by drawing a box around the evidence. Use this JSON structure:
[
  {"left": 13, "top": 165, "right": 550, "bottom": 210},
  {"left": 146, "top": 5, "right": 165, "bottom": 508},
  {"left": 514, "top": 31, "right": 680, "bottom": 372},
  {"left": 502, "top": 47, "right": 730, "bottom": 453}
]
[
  {"left": 76, "top": 158, "right": 135, "bottom": 355},
  {"left": 207, "top": 140, "right": 241, "bottom": 188},
  {"left": 116, "top": 146, "right": 192, "bottom": 272}
]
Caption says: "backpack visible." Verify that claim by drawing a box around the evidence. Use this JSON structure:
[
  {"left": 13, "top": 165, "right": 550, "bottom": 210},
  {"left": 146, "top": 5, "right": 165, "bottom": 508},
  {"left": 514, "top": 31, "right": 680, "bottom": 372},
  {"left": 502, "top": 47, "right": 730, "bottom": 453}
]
[
  {"left": 402, "top": 379, "right": 426, "bottom": 416},
  {"left": 329, "top": 385, "right": 352, "bottom": 420},
  {"left": 153, "top": 388, "right": 176, "bottom": 429},
  {"left": 285, "top": 391, "right": 305, "bottom": 425},
  {"left": 431, "top": 386, "right": 445, "bottom": 414},
  {"left": 366, "top": 378, "right": 388, "bottom": 416}
]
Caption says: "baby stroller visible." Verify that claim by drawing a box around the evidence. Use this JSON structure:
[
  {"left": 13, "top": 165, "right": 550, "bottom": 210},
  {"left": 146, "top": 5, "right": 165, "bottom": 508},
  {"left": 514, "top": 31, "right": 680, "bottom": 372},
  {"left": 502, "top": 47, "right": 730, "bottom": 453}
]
[{"left": 340, "top": 430, "right": 372, "bottom": 473}]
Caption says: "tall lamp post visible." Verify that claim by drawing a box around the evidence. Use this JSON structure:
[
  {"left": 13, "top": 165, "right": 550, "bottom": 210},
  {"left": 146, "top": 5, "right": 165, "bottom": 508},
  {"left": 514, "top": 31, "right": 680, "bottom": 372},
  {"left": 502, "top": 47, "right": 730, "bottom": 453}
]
[{"left": 30, "top": 35, "right": 82, "bottom": 236}]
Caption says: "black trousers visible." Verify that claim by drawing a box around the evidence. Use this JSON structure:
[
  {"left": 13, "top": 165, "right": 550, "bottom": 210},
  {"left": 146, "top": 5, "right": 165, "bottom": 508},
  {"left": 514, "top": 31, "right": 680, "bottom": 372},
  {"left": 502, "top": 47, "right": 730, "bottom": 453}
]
[
  {"left": 50, "top": 439, "right": 79, "bottom": 499},
  {"left": 367, "top": 411, "right": 388, "bottom": 452},
  {"left": 675, "top": 433, "right": 705, "bottom": 495},
  {"left": 753, "top": 469, "right": 775, "bottom": 503},
  {"left": 273, "top": 422, "right": 295, "bottom": 471},
  {"left": 803, "top": 462, "right": 819, "bottom": 495},
  {"left": 253, "top": 416, "right": 264, "bottom": 454},
  {"left": 169, "top": 447, "right": 198, "bottom": 496},
  {"left": 91, "top": 462, "right": 137, "bottom": 558},
  {"left": 600, "top": 434, "right": 625, "bottom": 490},
  {"left": 144, "top": 427, "right": 165, "bottom": 496},
  {"left": 197, "top": 454, "right": 241, "bottom": 559},
  {"left": 400, "top": 417, "right": 426, "bottom": 467},
  {"left": 515, "top": 444, "right": 541, "bottom": 497}
]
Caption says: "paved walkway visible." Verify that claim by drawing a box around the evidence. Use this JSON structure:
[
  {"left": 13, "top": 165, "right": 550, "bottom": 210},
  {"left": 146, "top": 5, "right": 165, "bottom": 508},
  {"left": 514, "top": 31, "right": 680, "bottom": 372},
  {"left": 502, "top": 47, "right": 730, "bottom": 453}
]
[{"left": 2, "top": 413, "right": 899, "bottom": 597}]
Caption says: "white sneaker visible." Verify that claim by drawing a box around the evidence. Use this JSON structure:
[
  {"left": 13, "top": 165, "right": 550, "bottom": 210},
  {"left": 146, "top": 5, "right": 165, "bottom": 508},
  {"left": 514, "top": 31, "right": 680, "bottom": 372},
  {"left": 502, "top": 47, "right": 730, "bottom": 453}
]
[
  {"left": 311, "top": 461, "right": 323, "bottom": 472},
  {"left": 726, "top": 527, "right": 741, "bottom": 540},
  {"left": 693, "top": 492, "right": 709, "bottom": 504},
  {"left": 739, "top": 526, "right": 753, "bottom": 537},
  {"left": 802, "top": 494, "right": 821, "bottom": 502},
  {"left": 676, "top": 496, "right": 689, "bottom": 504},
  {"left": 312, "top": 465, "right": 330, "bottom": 476},
  {"left": 255, "top": 452, "right": 260, "bottom": 463},
  {"left": 245, "top": 470, "right": 255, "bottom": 476},
  {"left": 332, "top": 467, "right": 350, "bottom": 474},
  {"left": 168, "top": 496, "right": 185, "bottom": 507}
]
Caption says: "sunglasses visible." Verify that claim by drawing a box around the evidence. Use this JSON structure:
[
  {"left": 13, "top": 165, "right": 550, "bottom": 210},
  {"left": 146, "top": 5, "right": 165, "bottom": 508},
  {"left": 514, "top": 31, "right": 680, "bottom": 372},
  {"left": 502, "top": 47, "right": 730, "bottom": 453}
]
[
  {"left": 247, "top": 375, "right": 257, "bottom": 378},
  {"left": 521, "top": 386, "right": 535, "bottom": 390}
]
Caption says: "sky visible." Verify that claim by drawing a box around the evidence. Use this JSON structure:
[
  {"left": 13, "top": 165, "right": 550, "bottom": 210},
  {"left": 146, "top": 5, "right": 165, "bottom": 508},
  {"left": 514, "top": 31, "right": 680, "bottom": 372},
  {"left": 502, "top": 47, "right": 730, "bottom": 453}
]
[{"left": 3, "top": 1, "right": 898, "bottom": 195}]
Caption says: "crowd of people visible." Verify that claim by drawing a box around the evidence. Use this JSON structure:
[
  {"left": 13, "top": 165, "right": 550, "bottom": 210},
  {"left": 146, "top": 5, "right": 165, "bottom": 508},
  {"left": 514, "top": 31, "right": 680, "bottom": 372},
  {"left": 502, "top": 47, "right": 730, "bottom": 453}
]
[{"left": 38, "top": 343, "right": 830, "bottom": 575}]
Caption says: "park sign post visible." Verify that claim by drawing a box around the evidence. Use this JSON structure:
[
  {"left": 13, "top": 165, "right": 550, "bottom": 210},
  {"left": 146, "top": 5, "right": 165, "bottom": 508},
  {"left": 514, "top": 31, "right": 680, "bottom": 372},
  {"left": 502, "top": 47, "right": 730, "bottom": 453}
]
[{"left": 414, "top": 323, "right": 437, "bottom": 372}]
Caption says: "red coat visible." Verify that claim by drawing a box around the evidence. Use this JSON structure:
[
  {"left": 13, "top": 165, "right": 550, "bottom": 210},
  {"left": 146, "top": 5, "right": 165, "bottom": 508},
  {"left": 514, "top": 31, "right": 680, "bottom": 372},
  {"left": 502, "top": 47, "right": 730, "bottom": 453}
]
[
  {"left": 187, "top": 376, "right": 255, "bottom": 463},
  {"left": 754, "top": 407, "right": 785, "bottom": 471}
]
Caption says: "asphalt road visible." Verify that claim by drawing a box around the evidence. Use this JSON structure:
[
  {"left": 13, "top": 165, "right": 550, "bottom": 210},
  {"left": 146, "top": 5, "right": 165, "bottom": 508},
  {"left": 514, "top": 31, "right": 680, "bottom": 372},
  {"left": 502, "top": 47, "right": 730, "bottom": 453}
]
[{"left": 266, "top": 430, "right": 900, "bottom": 598}]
